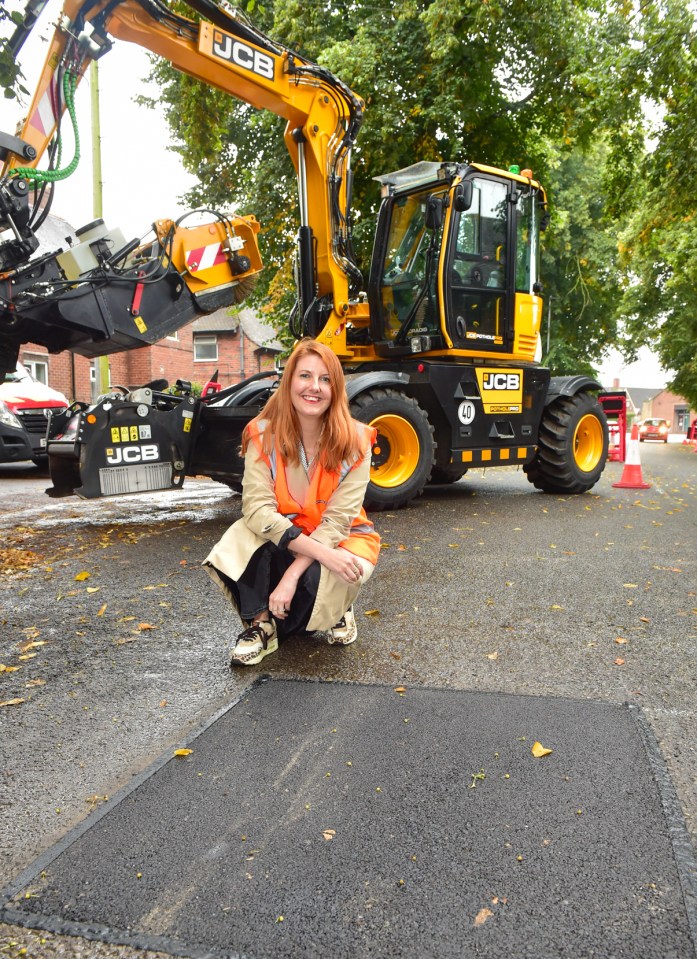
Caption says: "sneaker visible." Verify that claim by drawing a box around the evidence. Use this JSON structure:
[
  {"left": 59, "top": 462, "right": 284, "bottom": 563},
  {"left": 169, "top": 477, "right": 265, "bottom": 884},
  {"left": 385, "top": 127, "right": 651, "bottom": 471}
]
[
  {"left": 229, "top": 620, "right": 278, "bottom": 667},
  {"left": 328, "top": 606, "right": 357, "bottom": 646}
]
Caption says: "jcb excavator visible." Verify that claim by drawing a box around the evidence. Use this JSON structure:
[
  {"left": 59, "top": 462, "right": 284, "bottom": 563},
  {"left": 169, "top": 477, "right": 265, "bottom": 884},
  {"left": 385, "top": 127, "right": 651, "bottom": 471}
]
[{"left": 0, "top": 0, "right": 608, "bottom": 509}]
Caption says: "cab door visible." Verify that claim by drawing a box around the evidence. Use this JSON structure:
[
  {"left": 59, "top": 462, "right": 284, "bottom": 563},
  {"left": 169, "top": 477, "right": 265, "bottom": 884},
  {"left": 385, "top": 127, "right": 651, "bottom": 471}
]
[{"left": 446, "top": 176, "right": 513, "bottom": 353}]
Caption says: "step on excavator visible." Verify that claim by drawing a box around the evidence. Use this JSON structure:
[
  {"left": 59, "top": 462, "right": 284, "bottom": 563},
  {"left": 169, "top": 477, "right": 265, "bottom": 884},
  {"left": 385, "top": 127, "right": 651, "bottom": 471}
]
[{"left": 0, "top": 0, "right": 608, "bottom": 508}]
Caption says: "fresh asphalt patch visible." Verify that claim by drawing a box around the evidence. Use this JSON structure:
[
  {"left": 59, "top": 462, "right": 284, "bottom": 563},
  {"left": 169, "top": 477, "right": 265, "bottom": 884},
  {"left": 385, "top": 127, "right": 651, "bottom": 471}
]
[{"left": 2, "top": 678, "right": 696, "bottom": 959}]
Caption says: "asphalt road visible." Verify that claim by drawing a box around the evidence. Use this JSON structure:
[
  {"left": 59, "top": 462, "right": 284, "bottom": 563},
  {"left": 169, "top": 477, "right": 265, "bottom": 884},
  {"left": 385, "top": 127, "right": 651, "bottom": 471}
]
[{"left": 1, "top": 441, "right": 696, "bottom": 957}]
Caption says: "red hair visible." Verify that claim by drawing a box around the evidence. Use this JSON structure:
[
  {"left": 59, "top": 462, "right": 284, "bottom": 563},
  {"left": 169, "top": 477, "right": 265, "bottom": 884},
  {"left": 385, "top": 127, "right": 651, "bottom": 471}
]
[{"left": 242, "top": 339, "right": 364, "bottom": 472}]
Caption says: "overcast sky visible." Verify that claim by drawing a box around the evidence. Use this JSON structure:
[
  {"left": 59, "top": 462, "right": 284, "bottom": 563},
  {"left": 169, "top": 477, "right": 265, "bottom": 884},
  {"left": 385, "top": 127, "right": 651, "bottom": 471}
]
[{"left": 3, "top": 0, "right": 670, "bottom": 390}]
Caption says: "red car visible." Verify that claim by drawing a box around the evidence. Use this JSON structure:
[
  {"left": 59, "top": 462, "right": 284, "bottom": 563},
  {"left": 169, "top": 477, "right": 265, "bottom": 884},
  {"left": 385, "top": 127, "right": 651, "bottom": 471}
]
[{"left": 638, "top": 418, "right": 670, "bottom": 443}]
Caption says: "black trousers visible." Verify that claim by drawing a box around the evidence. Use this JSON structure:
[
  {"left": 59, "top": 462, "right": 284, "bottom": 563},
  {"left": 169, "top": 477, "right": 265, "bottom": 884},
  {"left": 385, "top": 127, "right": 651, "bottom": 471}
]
[{"left": 214, "top": 540, "right": 321, "bottom": 639}]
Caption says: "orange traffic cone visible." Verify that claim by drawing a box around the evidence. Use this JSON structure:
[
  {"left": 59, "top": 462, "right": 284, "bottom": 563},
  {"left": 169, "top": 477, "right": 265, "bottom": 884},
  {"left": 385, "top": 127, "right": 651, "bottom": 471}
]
[{"left": 613, "top": 423, "right": 651, "bottom": 489}]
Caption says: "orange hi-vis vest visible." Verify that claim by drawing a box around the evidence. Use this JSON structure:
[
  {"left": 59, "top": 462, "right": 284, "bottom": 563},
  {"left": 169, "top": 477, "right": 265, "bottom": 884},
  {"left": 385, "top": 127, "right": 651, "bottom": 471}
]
[{"left": 248, "top": 420, "right": 381, "bottom": 565}]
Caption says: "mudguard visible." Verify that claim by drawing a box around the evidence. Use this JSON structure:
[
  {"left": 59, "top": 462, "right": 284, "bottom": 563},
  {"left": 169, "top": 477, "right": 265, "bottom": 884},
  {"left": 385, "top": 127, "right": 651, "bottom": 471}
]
[{"left": 545, "top": 375, "right": 602, "bottom": 403}]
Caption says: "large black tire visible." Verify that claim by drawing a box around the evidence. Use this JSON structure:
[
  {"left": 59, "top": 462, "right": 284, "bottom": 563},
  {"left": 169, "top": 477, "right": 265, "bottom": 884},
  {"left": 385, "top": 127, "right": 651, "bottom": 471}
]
[
  {"left": 428, "top": 466, "right": 469, "bottom": 485},
  {"left": 351, "top": 388, "right": 435, "bottom": 510},
  {"left": 524, "top": 392, "right": 608, "bottom": 494}
]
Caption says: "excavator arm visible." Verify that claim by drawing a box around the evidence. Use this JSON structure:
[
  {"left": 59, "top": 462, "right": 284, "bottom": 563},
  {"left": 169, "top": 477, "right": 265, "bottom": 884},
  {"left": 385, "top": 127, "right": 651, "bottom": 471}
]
[{"left": 0, "top": 0, "right": 364, "bottom": 380}]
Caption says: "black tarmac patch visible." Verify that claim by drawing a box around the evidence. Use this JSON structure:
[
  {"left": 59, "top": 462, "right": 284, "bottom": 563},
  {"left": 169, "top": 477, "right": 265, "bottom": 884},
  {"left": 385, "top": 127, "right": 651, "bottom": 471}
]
[{"left": 2, "top": 679, "right": 696, "bottom": 959}]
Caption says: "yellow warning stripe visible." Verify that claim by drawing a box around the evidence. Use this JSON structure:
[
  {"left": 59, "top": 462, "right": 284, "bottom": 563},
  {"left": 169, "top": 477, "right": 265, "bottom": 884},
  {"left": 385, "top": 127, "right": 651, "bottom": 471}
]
[{"left": 450, "top": 446, "right": 535, "bottom": 466}]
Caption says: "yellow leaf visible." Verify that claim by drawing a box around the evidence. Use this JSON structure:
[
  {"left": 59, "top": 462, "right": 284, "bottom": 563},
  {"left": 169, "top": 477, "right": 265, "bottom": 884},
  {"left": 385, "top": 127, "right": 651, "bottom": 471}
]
[
  {"left": 531, "top": 741, "right": 553, "bottom": 758},
  {"left": 97, "top": 604, "right": 107, "bottom": 617},
  {"left": 0, "top": 664, "right": 20, "bottom": 673},
  {"left": 614, "top": 657, "right": 625, "bottom": 666},
  {"left": 86, "top": 586, "right": 100, "bottom": 593},
  {"left": 0, "top": 698, "right": 26, "bottom": 707},
  {"left": 486, "top": 651, "right": 499, "bottom": 660},
  {"left": 614, "top": 637, "right": 628, "bottom": 645},
  {"left": 174, "top": 748, "right": 193, "bottom": 757},
  {"left": 623, "top": 583, "right": 638, "bottom": 588},
  {"left": 74, "top": 571, "right": 91, "bottom": 581},
  {"left": 18, "top": 639, "right": 45, "bottom": 652},
  {"left": 25, "top": 679, "right": 46, "bottom": 688},
  {"left": 364, "top": 609, "right": 380, "bottom": 617},
  {"left": 322, "top": 829, "right": 336, "bottom": 841},
  {"left": 137, "top": 623, "right": 156, "bottom": 631},
  {"left": 18, "top": 653, "right": 37, "bottom": 661},
  {"left": 394, "top": 686, "right": 407, "bottom": 693},
  {"left": 474, "top": 908, "right": 494, "bottom": 927}
]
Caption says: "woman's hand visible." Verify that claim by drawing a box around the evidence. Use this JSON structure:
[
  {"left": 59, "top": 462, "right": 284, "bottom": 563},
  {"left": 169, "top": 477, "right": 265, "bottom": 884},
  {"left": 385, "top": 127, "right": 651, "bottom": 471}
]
[
  {"left": 324, "top": 546, "right": 363, "bottom": 585},
  {"left": 269, "top": 573, "right": 298, "bottom": 620}
]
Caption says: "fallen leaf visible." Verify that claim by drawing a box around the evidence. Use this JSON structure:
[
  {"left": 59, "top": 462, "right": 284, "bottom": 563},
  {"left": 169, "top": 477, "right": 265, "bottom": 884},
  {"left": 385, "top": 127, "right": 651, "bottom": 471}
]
[
  {"left": 364, "top": 609, "right": 380, "bottom": 617},
  {"left": 394, "top": 686, "right": 407, "bottom": 693},
  {"left": 18, "top": 653, "right": 37, "bottom": 661},
  {"left": 137, "top": 623, "right": 156, "bottom": 631},
  {"left": 623, "top": 583, "right": 638, "bottom": 589},
  {"left": 25, "top": 679, "right": 46, "bottom": 688},
  {"left": 531, "top": 741, "right": 553, "bottom": 758},
  {"left": 18, "top": 639, "right": 45, "bottom": 652},
  {"left": 474, "top": 908, "right": 494, "bottom": 926},
  {"left": 0, "top": 698, "right": 26, "bottom": 707},
  {"left": 86, "top": 586, "right": 101, "bottom": 593},
  {"left": 322, "top": 829, "right": 336, "bottom": 841},
  {"left": 174, "top": 748, "right": 193, "bottom": 757},
  {"left": 74, "top": 571, "right": 91, "bottom": 581},
  {"left": 614, "top": 637, "right": 628, "bottom": 645},
  {"left": 0, "top": 664, "right": 20, "bottom": 673},
  {"left": 614, "top": 657, "right": 625, "bottom": 666},
  {"left": 486, "top": 651, "right": 499, "bottom": 660},
  {"left": 97, "top": 604, "right": 107, "bottom": 617}
]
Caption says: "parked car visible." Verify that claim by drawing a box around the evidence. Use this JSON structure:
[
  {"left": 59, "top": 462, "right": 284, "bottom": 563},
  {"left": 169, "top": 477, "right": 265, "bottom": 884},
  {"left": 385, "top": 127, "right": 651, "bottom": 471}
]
[
  {"left": 638, "top": 418, "right": 670, "bottom": 443},
  {"left": 0, "top": 363, "right": 69, "bottom": 466}
]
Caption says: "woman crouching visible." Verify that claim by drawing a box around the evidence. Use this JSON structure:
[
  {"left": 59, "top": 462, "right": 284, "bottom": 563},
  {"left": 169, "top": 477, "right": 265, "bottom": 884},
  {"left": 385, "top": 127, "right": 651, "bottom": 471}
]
[{"left": 204, "top": 338, "right": 380, "bottom": 667}]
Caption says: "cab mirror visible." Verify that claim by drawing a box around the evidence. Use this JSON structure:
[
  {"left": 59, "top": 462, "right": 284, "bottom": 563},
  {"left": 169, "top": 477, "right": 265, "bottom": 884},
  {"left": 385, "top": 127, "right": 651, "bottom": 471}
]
[
  {"left": 453, "top": 181, "right": 473, "bottom": 212},
  {"left": 425, "top": 195, "right": 444, "bottom": 231}
]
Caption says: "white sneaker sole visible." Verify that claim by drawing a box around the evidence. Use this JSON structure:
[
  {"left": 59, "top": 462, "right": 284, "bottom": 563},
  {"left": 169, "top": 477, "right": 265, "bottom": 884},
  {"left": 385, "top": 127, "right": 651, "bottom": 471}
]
[{"left": 229, "top": 636, "right": 279, "bottom": 666}]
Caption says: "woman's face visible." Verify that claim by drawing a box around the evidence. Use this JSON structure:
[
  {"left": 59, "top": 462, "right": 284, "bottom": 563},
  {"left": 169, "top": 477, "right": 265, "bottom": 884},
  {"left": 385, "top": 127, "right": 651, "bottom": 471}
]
[{"left": 290, "top": 353, "right": 332, "bottom": 423}]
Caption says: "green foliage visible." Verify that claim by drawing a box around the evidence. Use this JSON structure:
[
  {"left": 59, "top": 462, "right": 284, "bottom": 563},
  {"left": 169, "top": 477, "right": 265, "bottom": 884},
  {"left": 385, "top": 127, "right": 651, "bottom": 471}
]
[
  {"left": 0, "top": 7, "right": 30, "bottom": 101},
  {"left": 540, "top": 141, "right": 629, "bottom": 376},
  {"left": 616, "top": 0, "right": 697, "bottom": 407}
]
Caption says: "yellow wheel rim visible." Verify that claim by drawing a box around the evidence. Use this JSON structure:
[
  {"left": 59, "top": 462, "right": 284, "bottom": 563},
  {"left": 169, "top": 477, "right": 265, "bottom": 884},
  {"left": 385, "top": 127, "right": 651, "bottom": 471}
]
[
  {"left": 574, "top": 413, "right": 604, "bottom": 473},
  {"left": 369, "top": 414, "right": 420, "bottom": 489}
]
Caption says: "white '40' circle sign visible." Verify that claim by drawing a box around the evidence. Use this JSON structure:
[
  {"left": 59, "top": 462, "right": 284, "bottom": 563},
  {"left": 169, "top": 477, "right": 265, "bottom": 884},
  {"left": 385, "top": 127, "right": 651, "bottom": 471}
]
[{"left": 457, "top": 400, "right": 476, "bottom": 425}]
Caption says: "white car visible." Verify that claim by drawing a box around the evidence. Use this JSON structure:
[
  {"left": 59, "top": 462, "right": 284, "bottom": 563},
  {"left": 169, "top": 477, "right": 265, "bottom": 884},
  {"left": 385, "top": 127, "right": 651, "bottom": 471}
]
[{"left": 0, "top": 364, "right": 69, "bottom": 466}]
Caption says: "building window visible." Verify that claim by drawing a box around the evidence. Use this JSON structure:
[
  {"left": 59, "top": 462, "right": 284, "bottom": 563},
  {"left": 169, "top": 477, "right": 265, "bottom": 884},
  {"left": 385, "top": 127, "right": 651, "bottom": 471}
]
[
  {"left": 22, "top": 354, "right": 49, "bottom": 384},
  {"left": 166, "top": 331, "right": 179, "bottom": 341},
  {"left": 194, "top": 334, "right": 218, "bottom": 362}
]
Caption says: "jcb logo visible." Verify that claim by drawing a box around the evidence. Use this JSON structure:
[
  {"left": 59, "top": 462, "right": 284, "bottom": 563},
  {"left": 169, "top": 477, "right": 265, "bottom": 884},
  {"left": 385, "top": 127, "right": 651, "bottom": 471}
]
[
  {"left": 482, "top": 372, "right": 520, "bottom": 391},
  {"left": 106, "top": 444, "right": 159, "bottom": 465},
  {"left": 212, "top": 31, "right": 274, "bottom": 80},
  {"left": 475, "top": 368, "right": 524, "bottom": 414}
]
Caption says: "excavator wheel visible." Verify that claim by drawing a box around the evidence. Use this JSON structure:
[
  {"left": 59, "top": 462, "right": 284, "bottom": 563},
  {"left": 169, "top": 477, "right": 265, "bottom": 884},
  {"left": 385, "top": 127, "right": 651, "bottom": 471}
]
[
  {"left": 524, "top": 392, "right": 608, "bottom": 494},
  {"left": 351, "top": 388, "right": 435, "bottom": 511},
  {"left": 428, "top": 466, "right": 468, "bottom": 485}
]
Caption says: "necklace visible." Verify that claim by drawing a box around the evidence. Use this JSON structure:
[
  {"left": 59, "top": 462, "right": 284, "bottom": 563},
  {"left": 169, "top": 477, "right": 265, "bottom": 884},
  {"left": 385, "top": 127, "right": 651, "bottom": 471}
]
[{"left": 298, "top": 439, "right": 318, "bottom": 480}]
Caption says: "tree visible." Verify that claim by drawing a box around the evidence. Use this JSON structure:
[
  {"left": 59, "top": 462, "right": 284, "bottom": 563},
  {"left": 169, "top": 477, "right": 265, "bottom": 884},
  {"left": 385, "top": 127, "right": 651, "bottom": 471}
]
[
  {"left": 616, "top": 0, "right": 697, "bottom": 407},
  {"left": 0, "top": 5, "right": 31, "bottom": 102}
]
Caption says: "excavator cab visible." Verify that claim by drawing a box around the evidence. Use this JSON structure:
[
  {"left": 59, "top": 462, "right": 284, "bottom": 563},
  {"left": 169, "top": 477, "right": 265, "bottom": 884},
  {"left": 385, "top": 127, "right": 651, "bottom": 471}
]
[{"left": 368, "top": 161, "right": 546, "bottom": 363}]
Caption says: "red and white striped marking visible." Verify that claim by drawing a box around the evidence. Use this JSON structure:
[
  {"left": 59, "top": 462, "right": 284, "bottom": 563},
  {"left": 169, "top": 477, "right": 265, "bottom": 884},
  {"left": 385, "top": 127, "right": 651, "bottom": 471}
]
[
  {"left": 29, "top": 88, "right": 57, "bottom": 137},
  {"left": 184, "top": 243, "right": 227, "bottom": 273}
]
